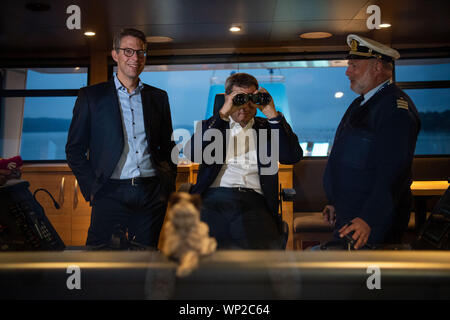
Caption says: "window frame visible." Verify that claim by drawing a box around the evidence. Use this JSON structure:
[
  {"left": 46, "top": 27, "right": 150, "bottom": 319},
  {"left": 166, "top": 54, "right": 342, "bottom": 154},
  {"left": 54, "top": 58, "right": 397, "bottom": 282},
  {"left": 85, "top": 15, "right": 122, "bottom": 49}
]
[{"left": 0, "top": 62, "right": 89, "bottom": 163}]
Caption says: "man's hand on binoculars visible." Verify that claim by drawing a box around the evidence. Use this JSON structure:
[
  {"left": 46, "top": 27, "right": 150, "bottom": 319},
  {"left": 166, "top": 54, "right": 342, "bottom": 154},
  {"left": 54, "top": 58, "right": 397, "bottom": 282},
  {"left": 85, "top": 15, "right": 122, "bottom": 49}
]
[
  {"left": 220, "top": 90, "right": 250, "bottom": 119},
  {"left": 219, "top": 87, "right": 277, "bottom": 122},
  {"left": 256, "top": 88, "right": 277, "bottom": 119}
]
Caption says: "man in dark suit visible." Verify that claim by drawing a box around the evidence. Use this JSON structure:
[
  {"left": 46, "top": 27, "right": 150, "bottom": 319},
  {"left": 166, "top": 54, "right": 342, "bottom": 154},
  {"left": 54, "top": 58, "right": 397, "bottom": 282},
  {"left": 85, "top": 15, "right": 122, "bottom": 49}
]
[
  {"left": 186, "top": 73, "right": 302, "bottom": 249},
  {"left": 66, "top": 28, "right": 177, "bottom": 248},
  {"left": 322, "top": 34, "right": 421, "bottom": 249}
]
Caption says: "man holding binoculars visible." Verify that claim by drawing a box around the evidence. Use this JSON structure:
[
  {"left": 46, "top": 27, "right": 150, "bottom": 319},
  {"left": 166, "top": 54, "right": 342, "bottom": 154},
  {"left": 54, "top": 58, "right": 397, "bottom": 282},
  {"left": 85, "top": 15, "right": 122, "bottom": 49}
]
[
  {"left": 219, "top": 85, "right": 276, "bottom": 126},
  {"left": 187, "top": 72, "right": 302, "bottom": 250}
]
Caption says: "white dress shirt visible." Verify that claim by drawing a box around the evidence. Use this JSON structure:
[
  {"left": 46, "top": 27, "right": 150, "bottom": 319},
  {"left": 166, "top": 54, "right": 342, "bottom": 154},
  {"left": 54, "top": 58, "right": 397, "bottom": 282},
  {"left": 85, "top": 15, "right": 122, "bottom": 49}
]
[{"left": 210, "top": 117, "right": 263, "bottom": 194}]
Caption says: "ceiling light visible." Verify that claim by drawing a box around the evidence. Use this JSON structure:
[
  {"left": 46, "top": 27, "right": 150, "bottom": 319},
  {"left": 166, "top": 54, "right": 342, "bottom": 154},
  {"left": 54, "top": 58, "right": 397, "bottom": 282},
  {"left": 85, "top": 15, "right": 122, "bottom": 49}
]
[
  {"left": 229, "top": 26, "right": 241, "bottom": 32},
  {"left": 146, "top": 36, "right": 173, "bottom": 43},
  {"left": 74, "top": 67, "right": 80, "bottom": 70},
  {"left": 84, "top": 31, "right": 96, "bottom": 37},
  {"left": 334, "top": 92, "right": 344, "bottom": 98},
  {"left": 300, "top": 32, "right": 332, "bottom": 39},
  {"left": 379, "top": 23, "right": 391, "bottom": 28}
]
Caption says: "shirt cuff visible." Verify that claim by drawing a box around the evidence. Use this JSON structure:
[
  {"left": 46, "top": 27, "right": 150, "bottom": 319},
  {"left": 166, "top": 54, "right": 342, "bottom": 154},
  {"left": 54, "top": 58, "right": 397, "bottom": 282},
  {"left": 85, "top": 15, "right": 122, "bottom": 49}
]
[{"left": 268, "top": 112, "right": 283, "bottom": 124}]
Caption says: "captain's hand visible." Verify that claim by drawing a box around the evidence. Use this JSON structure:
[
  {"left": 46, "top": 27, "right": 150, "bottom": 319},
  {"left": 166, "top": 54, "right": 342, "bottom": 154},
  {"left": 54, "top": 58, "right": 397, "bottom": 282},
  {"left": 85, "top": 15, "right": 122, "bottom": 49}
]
[
  {"left": 253, "top": 87, "right": 277, "bottom": 119},
  {"left": 322, "top": 205, "right": 336, "bottom": 225},
  {"left": 339, "top": 217, "right": 371, "bottom": 250}
]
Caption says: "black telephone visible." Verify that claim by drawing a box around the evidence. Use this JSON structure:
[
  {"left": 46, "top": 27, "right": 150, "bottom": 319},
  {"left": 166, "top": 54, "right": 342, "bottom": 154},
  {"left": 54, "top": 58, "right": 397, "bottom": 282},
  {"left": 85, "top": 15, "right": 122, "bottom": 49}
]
[{"left": 0, "top": 181, "right": 65, "bottom": 251}]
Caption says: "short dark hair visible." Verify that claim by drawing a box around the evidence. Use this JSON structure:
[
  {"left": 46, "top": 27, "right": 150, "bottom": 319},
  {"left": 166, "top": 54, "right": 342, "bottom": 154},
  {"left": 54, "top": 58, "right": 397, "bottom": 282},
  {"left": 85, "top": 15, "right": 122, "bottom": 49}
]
[
  {"left": 113, "top": 28, "right": 147, "bottom": 50},
  {"left": 225, "top": 73, "right": 259, "bottom": 95}
]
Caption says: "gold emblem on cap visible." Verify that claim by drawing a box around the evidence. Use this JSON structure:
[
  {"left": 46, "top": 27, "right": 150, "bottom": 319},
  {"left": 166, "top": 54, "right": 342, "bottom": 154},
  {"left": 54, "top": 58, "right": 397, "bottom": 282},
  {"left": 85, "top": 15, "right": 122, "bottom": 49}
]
[
  {"left": 349, "top": 38, "right": 383, "bottom": 59},
  {"left": 350, "top": 39, "right": 358, "bottom": 51}
]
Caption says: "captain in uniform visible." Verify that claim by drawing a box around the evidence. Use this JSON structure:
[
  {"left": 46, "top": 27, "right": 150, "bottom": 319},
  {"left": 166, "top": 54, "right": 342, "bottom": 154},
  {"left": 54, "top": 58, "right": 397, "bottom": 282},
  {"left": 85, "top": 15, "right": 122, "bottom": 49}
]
[{"left": 322, "top": 34, "right": 421, "bottom": 249}]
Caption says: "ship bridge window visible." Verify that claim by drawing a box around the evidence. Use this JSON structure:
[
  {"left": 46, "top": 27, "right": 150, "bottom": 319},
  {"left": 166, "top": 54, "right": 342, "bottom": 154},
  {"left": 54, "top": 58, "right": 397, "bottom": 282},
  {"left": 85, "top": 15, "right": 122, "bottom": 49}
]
[
  {"left": 404, "top": 88, "right": 450, "bottom": 155},
  {"left": 120, "top": 60, "right": 353, "bottom": 159},
  {"left": 2, "top": 58, "right": 449, "bottom": 162},
  {"left": 129, "top": 58, "right": 450, "bottom": 158},
  {"left": 396, "top": 58, "right": 450, "bottom": 82},
  {"left": 396, "top": 58, "right": 450, "bottom": 156},
  {"left": 0, "top": 67, "right": 87, "bottom": 161}
]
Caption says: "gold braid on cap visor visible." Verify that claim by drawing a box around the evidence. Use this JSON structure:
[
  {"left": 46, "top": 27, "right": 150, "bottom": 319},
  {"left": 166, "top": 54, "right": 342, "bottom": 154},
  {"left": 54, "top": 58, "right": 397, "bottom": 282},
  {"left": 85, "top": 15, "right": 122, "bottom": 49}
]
[{"left": 349, "top": 39, "right": 383, "bottom": 59}]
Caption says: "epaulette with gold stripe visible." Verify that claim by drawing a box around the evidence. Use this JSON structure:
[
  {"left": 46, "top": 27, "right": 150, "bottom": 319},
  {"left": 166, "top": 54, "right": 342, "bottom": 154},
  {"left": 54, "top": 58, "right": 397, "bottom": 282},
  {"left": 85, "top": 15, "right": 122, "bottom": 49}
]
[{"left": 396, "top": 97, "right": 409, "bottom": 110}]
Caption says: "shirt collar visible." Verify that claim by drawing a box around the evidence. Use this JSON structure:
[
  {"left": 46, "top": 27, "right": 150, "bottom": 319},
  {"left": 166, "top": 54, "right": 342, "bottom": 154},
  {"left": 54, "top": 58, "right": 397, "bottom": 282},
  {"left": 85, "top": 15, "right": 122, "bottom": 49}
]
[
  {"left": 114, "top": 74, "right": 144, "bottom": 94},
  {"left": 361, "top": 79, "right": 392, "bottom": 105},
  {"left": 229, "top": 116, "right": 255, "bottom": 130}
]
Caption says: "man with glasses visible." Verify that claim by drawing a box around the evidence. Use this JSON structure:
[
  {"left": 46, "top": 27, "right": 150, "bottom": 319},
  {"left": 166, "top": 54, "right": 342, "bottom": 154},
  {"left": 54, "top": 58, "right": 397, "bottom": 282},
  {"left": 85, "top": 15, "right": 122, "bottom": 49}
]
[
  {"left": 322, "top": 34, "right": 421, "bottom": 249},
  {"left": 66, "top": 28, "right": 177, "bottom": 249}
]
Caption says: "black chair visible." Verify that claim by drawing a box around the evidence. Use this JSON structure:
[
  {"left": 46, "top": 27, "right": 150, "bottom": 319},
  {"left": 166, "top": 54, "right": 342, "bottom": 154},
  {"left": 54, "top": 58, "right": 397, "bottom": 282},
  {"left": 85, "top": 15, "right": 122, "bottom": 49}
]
[
  {"left": 278, "top": 184, "right": 295, "bottom": 249},
  {"left": 414, "top": 186, "right": 450, "bottom": 249},
  {"left": 212, "top": 93, "right": 225, "bottom": 115}
]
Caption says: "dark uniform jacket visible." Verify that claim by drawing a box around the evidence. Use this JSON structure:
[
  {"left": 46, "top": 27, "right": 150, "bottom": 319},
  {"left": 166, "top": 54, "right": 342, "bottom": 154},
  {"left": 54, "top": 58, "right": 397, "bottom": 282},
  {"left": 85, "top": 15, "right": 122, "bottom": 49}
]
[
  {"left": 323, "top": 82, "right": 421, "bottom": 244},
  {"left": 186, "top": 112, "right": 303, "bottom": 216},
  {"left": 65, "top": 78, "right": 177, "bottom": 203}
]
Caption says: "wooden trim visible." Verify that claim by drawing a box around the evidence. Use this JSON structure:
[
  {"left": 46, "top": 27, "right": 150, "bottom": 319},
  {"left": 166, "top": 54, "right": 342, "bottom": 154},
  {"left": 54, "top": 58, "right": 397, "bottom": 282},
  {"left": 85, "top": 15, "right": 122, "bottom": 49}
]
[
  {"left": 22, "top": 163, "right": 71, "bottom": 172},
  {"left": 23, "top": 163, "right": 201, "bottom": 174},
  {"left": 411, "top": 180, "right": 449, "bottom": 196},
  {"left": 397, "top": 81, "right": 450, "bottom": 89},
  {"left": 89, "top": 51, "right": 108, "bottom": 85}
]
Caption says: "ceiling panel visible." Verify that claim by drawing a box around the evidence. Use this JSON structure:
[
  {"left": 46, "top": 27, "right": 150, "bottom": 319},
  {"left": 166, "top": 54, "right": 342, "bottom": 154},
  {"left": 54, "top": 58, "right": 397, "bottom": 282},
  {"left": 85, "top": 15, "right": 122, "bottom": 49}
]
[
  {"left": 112, "top": 22, "right": 274, "bottom": 45},
  {"left": 270, "top": 20, "right": 350, "bottom": 41},
  {"left": 0, "top": 0, "right": 448, "bottom": 59},
  {"left": 273, "top": 0, "right": 369, "bottom": 21},
  {"left": 104, "top": 0, "right": 279, "bottom": 25}
]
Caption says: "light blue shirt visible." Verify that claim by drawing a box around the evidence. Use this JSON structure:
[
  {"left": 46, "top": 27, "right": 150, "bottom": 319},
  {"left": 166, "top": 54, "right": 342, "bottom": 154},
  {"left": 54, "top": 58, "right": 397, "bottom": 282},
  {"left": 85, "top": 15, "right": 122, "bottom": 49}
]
[
  {"left": 361, "top": 79, "right": 392, "bottom": 105},
  {"left": 110, "top": 74, "right": 156, "bottom": 179}
]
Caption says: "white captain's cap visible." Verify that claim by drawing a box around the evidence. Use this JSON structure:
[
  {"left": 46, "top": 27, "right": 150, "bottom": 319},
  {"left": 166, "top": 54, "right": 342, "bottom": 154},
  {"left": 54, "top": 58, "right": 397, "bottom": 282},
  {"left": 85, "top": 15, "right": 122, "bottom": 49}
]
[{"left": 347, "top": 34, "right": 400, "bottom": 62}]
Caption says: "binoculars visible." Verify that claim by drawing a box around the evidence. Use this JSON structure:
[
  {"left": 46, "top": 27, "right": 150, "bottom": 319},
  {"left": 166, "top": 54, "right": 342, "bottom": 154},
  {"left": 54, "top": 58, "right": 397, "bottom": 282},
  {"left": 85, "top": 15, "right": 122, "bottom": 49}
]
[{"left": 232, "top": 92, "right": 272, "bottom": 106}]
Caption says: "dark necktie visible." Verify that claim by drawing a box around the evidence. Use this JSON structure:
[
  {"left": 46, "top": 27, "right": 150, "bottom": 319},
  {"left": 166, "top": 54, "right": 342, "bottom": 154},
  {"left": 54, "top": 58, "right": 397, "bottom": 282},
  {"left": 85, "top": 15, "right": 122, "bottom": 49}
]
[
  {"left": 355, "top": 94, "right": 364, "bottom": 106},
  {"left": 349, "top": 94, "right": 368, "bottom": 126},
  {"left": 334, "top": 95, "right": 365, "bottom": 141},
  {"left": 345, "top": 95, "right": 364, "bottom": 121}
]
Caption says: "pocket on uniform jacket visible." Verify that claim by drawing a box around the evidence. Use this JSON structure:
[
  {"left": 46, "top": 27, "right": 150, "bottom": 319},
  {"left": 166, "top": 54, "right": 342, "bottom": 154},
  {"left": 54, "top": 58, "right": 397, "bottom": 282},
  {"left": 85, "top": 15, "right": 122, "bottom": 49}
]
[{"left": 337, "top": 131, "right": 375, "bottom": 170}]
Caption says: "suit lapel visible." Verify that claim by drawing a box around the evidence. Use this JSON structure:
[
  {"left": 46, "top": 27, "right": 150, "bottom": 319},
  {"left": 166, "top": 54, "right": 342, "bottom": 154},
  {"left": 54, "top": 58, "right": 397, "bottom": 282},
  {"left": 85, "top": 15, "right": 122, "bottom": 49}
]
[
  {"left": 253, "top": 117, "right": 264, "bottom": 172},
  {"left": 107, "top": 78, "right": 123, "bottom": 137},
  {"left": 140, "top": 85, "right": 158, "bottom": 148},
  {"left": 106, "top": 78, "right": 125, "bottom": 167}
]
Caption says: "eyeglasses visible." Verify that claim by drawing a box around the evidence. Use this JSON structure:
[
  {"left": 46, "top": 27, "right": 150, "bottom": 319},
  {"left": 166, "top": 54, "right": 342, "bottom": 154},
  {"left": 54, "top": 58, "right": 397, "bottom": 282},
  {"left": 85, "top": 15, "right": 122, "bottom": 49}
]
[{"left": 116, "top": 48, "right": 147, "bottom": 58}]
